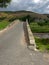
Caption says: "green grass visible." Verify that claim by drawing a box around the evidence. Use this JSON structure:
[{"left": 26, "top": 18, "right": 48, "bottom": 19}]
[
  {"left": 35, "top": 37, "right": 49, "bottom": 52},
  {"left": 0, "top": 15, "right": 17, "bottom": 30},
  {"left": 29, "top": 22, "right": 49, "bottom": 52},
  {"left": 30, "top": 22, "right": 49, "bottom": 33},
  {"left": 0, "top": 20, "right": 10, "bottom": 30}
]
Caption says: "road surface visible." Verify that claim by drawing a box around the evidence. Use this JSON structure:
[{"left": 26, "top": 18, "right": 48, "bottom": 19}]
[{"left": 0, "top": 20, "right": 49, "bottom": 65}]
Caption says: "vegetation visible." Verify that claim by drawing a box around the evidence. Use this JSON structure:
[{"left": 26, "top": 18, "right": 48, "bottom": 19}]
[
  {"left": 35, "top": 37, "right": 49, "bottom": 52},
  {"left": 0, "top": 20, "right": 10, "bottom": 30},
  {"left": 29, "top": 21, "right": 49, "bottom": 33},
  {"left": 0, "top": 11, "right": 49, "bottom": 31},
  {"left": 0, "top": 15, "right": 17, "bottom": 30},
  {"left": 0, "top": 0, "right": 11, "bottom": 8}
]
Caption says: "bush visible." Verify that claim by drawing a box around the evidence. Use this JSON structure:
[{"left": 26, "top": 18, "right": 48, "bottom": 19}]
[
  {"left": 0, "top": 17, "right": 6, "bottom": 21},
  {"left": 8, "top": 17, "right": 17, "bottom": 22},
  {"left": 35, "top": 37, "right": 49, "bottom": 52},
  {"left": 29, "top": 22, "right": 49, "bottom": 33}
]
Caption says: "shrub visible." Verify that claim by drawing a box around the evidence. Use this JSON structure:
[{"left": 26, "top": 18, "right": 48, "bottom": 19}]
[
  {"left": 8, "top": 17, "right": 17, "bottom": 22},
  {"left": 0, "top": 16, "right": 6, "bottom": 21}
]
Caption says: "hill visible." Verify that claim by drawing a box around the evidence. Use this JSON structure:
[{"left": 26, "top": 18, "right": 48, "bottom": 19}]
[{"left": 0, "top": 11, "right": 49, "bottom": 22}]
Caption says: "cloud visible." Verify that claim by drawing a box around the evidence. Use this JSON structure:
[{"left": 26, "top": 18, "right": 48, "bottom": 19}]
[
  {"left": 33, "top": 0, "right": 41, "bottom": 3},
  {"left": 47, "top": 5, "right": 49, "bottom": 9},
  {"left": 0, "top": 0, "right": 49, "bottom": 14}
]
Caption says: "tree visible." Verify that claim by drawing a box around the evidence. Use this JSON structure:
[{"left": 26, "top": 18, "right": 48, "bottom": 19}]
[{"left": 0, "top": 0, "right": 11, "bottom": 8}]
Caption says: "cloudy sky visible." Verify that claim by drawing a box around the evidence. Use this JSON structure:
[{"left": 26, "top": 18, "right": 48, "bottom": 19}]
[{"left": 0, "top": 0, "right": 49, "bottom": 14}]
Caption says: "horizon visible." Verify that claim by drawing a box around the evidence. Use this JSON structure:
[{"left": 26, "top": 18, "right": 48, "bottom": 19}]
[{"left": 0, "top": 10, "right": 48, "bottom": 14}]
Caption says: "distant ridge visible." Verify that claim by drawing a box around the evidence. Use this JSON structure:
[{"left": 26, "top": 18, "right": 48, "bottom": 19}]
[{"left": 0, "top": 10, "right": 49, "bottom": 20}]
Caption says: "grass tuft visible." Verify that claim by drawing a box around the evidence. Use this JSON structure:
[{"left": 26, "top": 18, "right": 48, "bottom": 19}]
[
  {"left": 30, "top": 22, "right": 49, "bottom": 33},
  {"left": 0, "top": 20, "right": 10, "bottom": 30},
  {"left": 35, "top": 37, "right": 49, "bottom": 52}
]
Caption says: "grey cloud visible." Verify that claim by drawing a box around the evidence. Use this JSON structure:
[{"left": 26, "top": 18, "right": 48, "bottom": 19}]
[{"left": 0, "top": 0, "right": 49, "bottom": 14}]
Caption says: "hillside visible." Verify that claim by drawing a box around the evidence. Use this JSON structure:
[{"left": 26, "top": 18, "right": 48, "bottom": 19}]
[
  {"left": 14, "top": 11, "right": 48, "bottom": 19},
  {"left": 0, "top": 11, "right": 49, "bottom": 21}
]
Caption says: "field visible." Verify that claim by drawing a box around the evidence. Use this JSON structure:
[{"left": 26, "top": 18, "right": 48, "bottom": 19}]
[
  {"left": 29, "top": 22, "right": 49, "bottom": 33},
  {"left": 29, "top": 21, "right": 49, "bottom": 52},
  {"left": 35, "top": 37, "right": 49, "bottom": 52},
  {"left": 0, "top": 20, "right": 10, "bottom": 30},
  {"left": 0, "top": 12, "right": 17, "bottom": 30}
]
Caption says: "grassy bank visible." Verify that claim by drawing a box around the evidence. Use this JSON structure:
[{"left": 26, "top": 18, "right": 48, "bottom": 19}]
[
  {"left": 0, "top": 14, "right": 17, "bottom": 30},
  {"left": 30, "top": 22, "right": 49, "bottom": 33},
  {"left": 29, "top": 21, "right": 49, "bottom": 52},
  {"left": 35, "top": 37, "right": 49, "bottom": 52},
  {"left": 0, "top": 21, "right": 10, "bottom": 30}
]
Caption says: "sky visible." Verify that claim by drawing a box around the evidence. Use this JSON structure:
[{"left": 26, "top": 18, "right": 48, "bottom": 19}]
[{"left": 0, "top": 0, "right": 49, "bottom": 14}]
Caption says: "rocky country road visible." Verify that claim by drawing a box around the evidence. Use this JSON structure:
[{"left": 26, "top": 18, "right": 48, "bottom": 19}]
[{"left": 0, "top": 20, "right": 49, "bottom": 65}]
